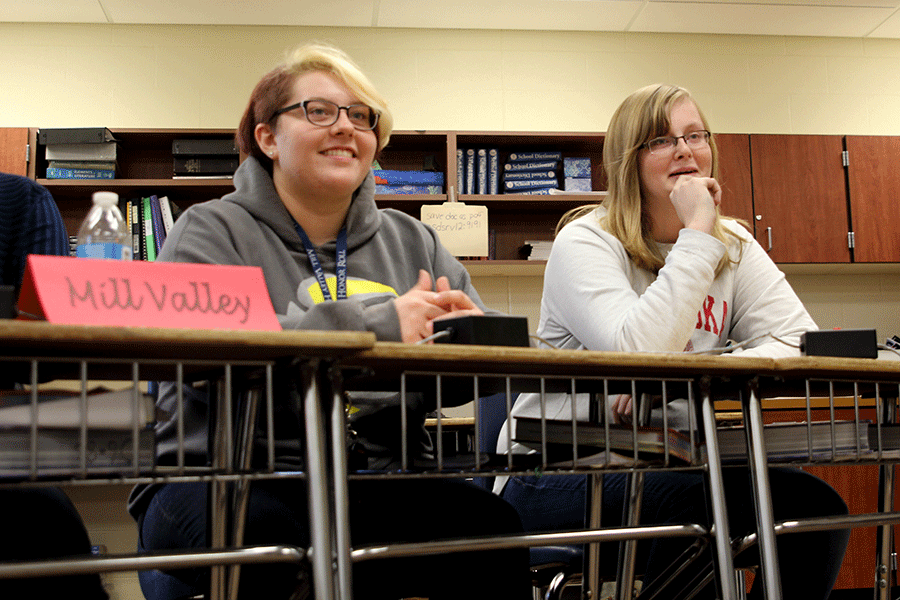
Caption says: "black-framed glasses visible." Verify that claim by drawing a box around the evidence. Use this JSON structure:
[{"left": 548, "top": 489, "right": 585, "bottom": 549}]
[
  {"left": 641, "top": 130, "right": 711, "bottom": 154},
  {"left": 272, "top": 99, "right": 379, "bottom": 131}
]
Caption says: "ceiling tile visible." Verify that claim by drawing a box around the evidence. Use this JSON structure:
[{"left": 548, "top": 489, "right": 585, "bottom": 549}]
[
  {"left": 99, "top": 0, "right": 376, "bottom": 27},
  {"left": 376, "top": 0, "right": 643, "bottom": 31},
  {"left": 653, "top": 0, "right": 899, "bottom": 5},
  {"left": 632, "top": 2, "right": 896, "bottom": 37},
  {"left": 868, "top": 7, "right": 900, "bottom": 37},
  {"left": 0, "top": 0, "right": 109, "bottom": 23}
]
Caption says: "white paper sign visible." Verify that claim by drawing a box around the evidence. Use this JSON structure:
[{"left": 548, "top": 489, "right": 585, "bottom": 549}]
[{"left": 420, "top": 202, "right": 488, "bottom": 257}]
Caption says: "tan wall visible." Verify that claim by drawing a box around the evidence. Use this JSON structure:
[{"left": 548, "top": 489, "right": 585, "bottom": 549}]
[
  {"left": 4, "top": 24, "right": 900, "bottom": 134},
  {"left": 5, "top": 23, "right": 900, "bottom": 598}
]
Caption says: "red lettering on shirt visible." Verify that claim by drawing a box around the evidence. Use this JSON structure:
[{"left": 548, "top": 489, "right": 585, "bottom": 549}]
[
  {"left": 700, "top": 295, "right": 719, "bottom": 334},
  {"left": 694, "top": 297, "right": 729, "bottom": 342}
]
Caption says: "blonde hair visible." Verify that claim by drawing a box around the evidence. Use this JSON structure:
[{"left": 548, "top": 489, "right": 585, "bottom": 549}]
[
  {"left": 560, "top": 84, "right": 743, "bottom": 274},
  {"left": 237, "top": 41, "right": 394, "bottom": 171}
]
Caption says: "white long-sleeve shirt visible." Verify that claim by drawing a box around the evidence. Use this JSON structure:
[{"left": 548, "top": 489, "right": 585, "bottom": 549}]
[{"left": 494, "top": 207, "right": 817, "bottom": 493}]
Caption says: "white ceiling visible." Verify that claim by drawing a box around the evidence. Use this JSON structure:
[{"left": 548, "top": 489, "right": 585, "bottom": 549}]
[{"left": 4, "top": 0, "right": 900, "bottom": 39}]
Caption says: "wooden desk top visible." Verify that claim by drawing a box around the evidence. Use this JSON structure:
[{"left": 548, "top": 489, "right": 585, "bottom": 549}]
[
  {"left": 0, "top": 320, "right": 376, "bottom": 362},
  {"left": 0, "top": 321, "right": 377, "bottom": 382},
  {"left": 340, "top": 341, "right": 774, "bottom": 379},
  {"left": 339, "top": 342, "right": 900, "bottom": 399}
]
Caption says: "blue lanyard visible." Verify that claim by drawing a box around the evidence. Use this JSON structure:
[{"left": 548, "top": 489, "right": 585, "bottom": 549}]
[{"left": 293, "top": 221, "right": 347, "bottom": 301}]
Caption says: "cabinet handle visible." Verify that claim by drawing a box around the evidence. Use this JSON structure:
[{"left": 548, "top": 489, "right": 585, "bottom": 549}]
[{"left": 766, "top": 227, "right": 773, "bottom": 252}]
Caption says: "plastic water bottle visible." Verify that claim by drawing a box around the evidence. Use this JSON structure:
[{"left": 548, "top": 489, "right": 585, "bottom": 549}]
[{"left": 75, "top": 191, "right": 132, "bottom": 260}]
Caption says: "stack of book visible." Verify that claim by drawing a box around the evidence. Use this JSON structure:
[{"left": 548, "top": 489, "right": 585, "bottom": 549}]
[
  {"left": 513, "top": 417, "right": 873, "bottom": 465},
  {"left": 373, "top": 169, "right": 444, "bottom": 194},
  {"left": 123, "top": 195, "right": 181, "bottom": 261},
  {"left": 457, "top": 148, "right": 499, "bottom": 195},
  {"left": 520, "top": 240, "right": 554, "bottom": 261},
  {"left": 172, "top": 138, "right": 239, "bottom": 179},
  {"left": 502, "top": 151, "right": 561, "bottom": 195},
  {"left": 563, "top": 157, "right": 592, "bottom": 191},
  {"left": 0, "top": 388, "right": 156, "bottom": 475},
  {"left": 40, "top": 127, "right": 117, "bottom": 180}
]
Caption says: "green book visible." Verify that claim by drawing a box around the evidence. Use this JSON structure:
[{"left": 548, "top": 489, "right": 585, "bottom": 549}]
[{"left": 142, "top": 197, "right": 156, "bottom": 262}]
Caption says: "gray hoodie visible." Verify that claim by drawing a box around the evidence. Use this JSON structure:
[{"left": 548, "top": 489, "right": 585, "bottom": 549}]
[{"left": 130, "top": 157, "right": 485, "bottom": 517}]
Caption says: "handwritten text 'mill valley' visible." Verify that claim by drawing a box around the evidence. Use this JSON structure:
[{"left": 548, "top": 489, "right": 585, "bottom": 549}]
[{"left": 67, "top": 277, "right": 251, "bottom": 324}]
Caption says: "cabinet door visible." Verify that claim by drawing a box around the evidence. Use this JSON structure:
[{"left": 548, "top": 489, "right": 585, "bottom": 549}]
[
  {"left": 846, "top": 136, "right": 900, "bottom": 263},
  {"left": 0, "top": 128, "right": 29, "bottom": 176},
  {"left": 715, "top": 133, "right": 754, "bottom": 227},
  {"left": 750, "top": 135, "right": 850, "bottom": 263}
]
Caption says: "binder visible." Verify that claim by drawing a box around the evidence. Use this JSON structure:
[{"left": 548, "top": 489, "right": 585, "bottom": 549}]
[
  {"left": 172, "top": 139, "right": 239, "bottom": 155},
  {"left": 39, "top": 127, "right": 116, "bottom": 145}
]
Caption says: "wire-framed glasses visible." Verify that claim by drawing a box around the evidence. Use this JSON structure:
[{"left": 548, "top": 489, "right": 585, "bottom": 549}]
[
  {"left": 272, "top": 99, "right": 379, "bottom": 131},
  {"left": 641, "top": 130, "right": 711, "bottom": 154}
]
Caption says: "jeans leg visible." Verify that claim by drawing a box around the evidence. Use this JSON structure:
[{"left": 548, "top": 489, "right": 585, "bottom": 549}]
[
  {"left": 349, "top": 478, "right": 529, "bottom": 600},
  {"left": 138, "top": 480, "right": 310, "bottom": 600},
  {"left": 502, "top": 468, "right": 850, "bottom": 600}
]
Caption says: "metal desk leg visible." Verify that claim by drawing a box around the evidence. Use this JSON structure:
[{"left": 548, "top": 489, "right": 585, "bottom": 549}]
[
  {"left": 584, "top": 472, "right": 603, "bottom": 600},
  {"left": 875, "top": 395, "right": 896, "bottom": 599},
  {"left": 301, "top": 359, "right": 338, "bottom": 600},
  {"left": 699, "top": 377, "right": 737, "bottom": 600},
  {"left": 328, "top": 366, "right": 353, "bottom": 600},
  {"left": 614, "top": 472, "right": 643, "bottom": 600},
  {"left": 741, "top": 379, "right": 782, "bottom": 600},
  {"left": 210, "top": 368, "right": 234, "bottom": 600},
  {"left": 228, "top": 383, "right": 264, "bottom": 600}
]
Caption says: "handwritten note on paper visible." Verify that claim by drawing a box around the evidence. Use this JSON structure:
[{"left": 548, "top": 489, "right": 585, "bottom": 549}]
[
  {"left": 420, "top": 202, "right": 488, "bottom": 257},
  {"left": 17, "top": 255, "right": 281, "bottom": 331}
]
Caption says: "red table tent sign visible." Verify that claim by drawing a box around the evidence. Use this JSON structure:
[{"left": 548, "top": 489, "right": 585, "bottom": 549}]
[{"left": 17, "top": 255, "right": 281, "bottom": 331}]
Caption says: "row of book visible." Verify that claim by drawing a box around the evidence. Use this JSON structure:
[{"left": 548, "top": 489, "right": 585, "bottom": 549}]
[
  {"left": 124, "top": 196, "right": 180, "bottom": 261},
  {"left": 69, "top": 195, "right": 180, "bottom": 260},
  {"left": 513, "top": 416, "right": 890, "bottom": 465},
  {"left": 40, "top": 127, "right": 118, "bottom": 179},
  {"left": 456, "top": 150, "right": 595, "bottom": 195},
  {"left": 373, "top": 169, "right": 444, "bottom": 194},
  {"left": 38, "top": 129, "right": 243, "bottom": 180},
  {"left": 458, "top": 148, "right": 500, "bottom": 195}
]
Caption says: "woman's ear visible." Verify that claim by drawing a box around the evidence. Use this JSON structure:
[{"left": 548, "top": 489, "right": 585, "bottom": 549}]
[{"left": 255, "top": 122, "right": 277, "bottom": 160}]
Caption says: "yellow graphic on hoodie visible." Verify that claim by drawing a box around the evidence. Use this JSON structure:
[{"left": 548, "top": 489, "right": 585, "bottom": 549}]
[{"left": 307, "top": 277, "right": 398, "bottom": 304}]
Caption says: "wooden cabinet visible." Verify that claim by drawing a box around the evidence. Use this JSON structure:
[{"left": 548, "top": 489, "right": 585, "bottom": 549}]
[
  {"left": 0, "top": 128, "right": 30, "bottom": 177},
  {"left": 714, "top": 133, "right": 754, "bottom": 226},
  {"left": 749, "top": 135, "right": 851, "bottom": 263},
  {"left": 846, "top": 136, "right": 900, "bottom": 263}
]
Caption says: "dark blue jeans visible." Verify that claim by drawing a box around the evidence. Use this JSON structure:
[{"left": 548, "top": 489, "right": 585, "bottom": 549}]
[
  {"left": 502, "top": 467, "right": 849, "bottom": 600},
  {"left": 138, "top": 478, "right": 529, "bottom": 600}
]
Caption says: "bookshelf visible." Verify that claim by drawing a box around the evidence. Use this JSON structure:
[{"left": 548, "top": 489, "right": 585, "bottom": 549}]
[
  {"left": 28, "top": 127, "right": 608, "bottom": 272},
  {"left": 29, "top": 128, "right": 237, "bottom": 235}
]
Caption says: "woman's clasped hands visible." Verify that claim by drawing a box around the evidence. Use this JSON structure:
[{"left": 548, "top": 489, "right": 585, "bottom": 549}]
[{"left": 396, "top": 269, "right": 483, "bottom": 343}]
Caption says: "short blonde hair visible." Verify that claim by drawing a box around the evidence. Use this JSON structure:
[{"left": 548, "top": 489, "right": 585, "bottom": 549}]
[{"left": 237, "top": 42, "right": 394, "bottom": 171}]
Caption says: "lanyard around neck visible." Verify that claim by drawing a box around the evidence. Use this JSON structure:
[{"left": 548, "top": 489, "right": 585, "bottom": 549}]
[{"left": 293, "top": 221, "right": 348, "bottom": 301}]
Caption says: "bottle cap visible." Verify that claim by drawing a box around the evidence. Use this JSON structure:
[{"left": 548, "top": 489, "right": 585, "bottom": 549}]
[{"left": 92, "top": 191, "right": 119, "bottom": 206}]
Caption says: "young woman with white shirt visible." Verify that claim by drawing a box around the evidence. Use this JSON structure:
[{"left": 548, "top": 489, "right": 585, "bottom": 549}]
[{"left": 496, "top": 83, "right": 850, "bottom": 599}]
